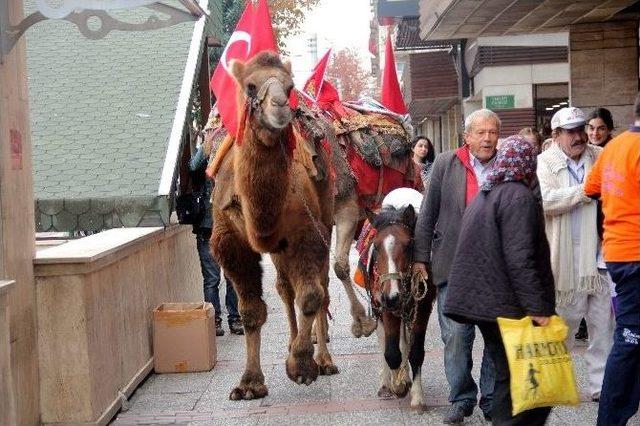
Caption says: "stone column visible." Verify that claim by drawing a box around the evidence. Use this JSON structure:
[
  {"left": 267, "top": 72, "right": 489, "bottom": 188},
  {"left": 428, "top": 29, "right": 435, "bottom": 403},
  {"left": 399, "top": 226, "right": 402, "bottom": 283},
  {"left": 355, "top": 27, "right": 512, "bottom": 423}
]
[
  {"left": 569, "top": 20, "right": 639, "bottom": 132},
  {"left": 0, "top": 0, "right": 40, "bottom": 424}
]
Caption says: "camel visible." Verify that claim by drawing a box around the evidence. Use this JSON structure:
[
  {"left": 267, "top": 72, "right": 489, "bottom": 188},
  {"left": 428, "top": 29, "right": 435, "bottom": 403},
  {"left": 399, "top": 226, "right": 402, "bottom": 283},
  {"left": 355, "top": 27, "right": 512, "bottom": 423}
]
[{"left": 210, "top": 51, "right": 338, "bottom": 400}]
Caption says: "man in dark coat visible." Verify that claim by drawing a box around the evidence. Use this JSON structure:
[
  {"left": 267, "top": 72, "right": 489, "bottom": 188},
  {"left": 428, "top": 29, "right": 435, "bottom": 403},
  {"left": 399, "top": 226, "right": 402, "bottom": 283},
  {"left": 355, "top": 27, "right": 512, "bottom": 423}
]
[
  {"left": 413, "top": 109, "right": 500, "bottom": 423},
  {"left": 445, "top": 135, "right": 556, "bottom": 425},
  {"left": 190, "top": 139, "right": 243, "bottom": 336}
]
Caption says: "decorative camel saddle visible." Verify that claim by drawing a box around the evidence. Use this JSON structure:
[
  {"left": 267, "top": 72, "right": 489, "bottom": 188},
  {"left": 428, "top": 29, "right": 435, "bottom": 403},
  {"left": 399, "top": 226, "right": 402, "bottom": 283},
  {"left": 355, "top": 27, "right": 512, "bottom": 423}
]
[{"left": 203, "top": 94, "right": 419, "bottom": 210}]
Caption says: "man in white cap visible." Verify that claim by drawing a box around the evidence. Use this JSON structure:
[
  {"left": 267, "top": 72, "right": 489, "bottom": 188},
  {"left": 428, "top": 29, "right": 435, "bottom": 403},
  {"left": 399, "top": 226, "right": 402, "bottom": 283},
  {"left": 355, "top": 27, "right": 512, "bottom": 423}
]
[{"left": 537, "top": 107, "right": 615, "bottom": 401}]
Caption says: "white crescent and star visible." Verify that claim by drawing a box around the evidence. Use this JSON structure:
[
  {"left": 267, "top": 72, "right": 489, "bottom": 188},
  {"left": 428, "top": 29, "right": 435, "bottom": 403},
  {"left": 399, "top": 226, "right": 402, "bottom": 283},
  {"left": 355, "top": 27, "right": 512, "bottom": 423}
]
[{"left": 221, "top": 31, "right": 252, "bottom": 73}]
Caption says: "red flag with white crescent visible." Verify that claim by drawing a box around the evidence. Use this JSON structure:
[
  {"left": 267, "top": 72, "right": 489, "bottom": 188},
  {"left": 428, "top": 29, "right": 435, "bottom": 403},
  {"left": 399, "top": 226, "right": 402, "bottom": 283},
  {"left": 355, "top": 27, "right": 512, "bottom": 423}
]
[{"left": 209, "top": 0, "right": 279, "bottom": 137}]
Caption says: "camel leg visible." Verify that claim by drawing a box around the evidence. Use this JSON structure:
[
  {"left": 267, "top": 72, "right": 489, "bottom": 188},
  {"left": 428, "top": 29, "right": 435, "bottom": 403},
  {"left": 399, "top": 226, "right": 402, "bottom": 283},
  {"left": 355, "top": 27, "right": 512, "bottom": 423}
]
[
  {"left": 314, "top": 259, "right": 338, "bottom": 375},
  {"left": 273, "top": 231, "right": 329, "bottom": 385},
  {"left": 334, "top": 198, "right": 377, "bottom": 338},
  {"left": 211, "top": 217, "right": 268, "bottom": 401},
  {"left": 275, "top": 273, "right": 297, "bottom": 350}
]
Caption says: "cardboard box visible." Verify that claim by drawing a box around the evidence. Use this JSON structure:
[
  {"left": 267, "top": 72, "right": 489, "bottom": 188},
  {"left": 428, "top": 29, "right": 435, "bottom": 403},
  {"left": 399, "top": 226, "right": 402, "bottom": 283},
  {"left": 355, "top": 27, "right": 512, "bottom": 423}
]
[{"left": 153, "top": 302, "right": 217, "bottom": 373}]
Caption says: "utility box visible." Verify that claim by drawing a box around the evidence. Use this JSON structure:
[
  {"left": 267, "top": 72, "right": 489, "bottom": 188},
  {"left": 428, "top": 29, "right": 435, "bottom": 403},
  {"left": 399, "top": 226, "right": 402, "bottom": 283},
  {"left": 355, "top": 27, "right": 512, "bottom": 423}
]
[{"left": 153, "top": 302, "right": 217, "bottom": 373}]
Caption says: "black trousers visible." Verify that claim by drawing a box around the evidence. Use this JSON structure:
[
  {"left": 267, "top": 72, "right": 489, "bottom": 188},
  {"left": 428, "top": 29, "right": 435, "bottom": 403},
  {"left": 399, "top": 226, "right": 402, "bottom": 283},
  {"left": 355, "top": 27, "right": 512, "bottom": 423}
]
[{"left": 477, "top": 322, "right": 551, "bottom": 426}]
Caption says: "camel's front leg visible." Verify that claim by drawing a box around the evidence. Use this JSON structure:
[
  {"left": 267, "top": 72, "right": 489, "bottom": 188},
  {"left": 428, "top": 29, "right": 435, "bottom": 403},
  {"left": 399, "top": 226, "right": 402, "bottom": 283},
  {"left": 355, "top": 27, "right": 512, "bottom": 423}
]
[
  {"left": 278, "top": 232, "right": 334, "bottom": 385},
  {"left": 211, "top": 218, "right": 268, "bottom": 400},
  {"left": 314, "top": 264, "right": 338, "bottom": 375},
  {"left": 275, "top": 272, "right": 297, "bottom": 350},
  {"left": 334, "top": 198, "right": 377, "bottom": 337}
]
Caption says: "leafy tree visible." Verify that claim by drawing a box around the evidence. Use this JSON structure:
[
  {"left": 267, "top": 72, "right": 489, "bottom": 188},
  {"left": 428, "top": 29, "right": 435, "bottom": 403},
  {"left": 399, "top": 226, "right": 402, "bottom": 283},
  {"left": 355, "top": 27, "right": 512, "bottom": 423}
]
[
  {"left": 215, "top": 0, "right": 320, "bottom": 55},
  {"left": 326, "top": 48, "right": 370, "bottom": 101}
]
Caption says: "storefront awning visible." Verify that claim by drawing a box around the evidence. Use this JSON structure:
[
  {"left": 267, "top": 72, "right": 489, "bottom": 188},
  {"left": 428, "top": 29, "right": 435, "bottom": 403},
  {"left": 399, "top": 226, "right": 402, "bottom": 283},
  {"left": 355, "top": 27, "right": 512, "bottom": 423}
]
[{"left": 419, "top": 0, "right": 640, "bottom": 41}]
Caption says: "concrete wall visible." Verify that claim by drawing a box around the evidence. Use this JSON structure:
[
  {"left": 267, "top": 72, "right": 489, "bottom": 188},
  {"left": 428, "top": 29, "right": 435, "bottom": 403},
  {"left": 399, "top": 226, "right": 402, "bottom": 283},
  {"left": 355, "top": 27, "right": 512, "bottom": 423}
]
[
  {"left": 0, "top": 1, "right": 40, "bottom": 424},
  {"left": 34, "top": 226, "right": 201, "bottom": 425},
  {"left": 570, "top": 20, "right": 639, "bottom": 131},
  {"left": 473, "top": 63, "right": 570, "bottom": 110}
]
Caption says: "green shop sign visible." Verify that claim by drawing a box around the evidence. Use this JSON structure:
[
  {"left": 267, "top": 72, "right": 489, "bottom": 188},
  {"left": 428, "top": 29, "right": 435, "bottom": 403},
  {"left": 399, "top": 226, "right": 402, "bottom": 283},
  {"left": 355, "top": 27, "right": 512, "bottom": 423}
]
[{"left": 485, "top": 95, "right": 515, "bottom": 110}]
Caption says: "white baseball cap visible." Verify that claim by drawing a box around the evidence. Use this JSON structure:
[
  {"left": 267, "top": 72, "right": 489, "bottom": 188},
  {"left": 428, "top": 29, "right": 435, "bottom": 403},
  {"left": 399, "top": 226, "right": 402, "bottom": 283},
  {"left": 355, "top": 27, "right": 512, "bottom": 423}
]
[{"left": 551, "top": 107, "right": 586, "bottom": 130}]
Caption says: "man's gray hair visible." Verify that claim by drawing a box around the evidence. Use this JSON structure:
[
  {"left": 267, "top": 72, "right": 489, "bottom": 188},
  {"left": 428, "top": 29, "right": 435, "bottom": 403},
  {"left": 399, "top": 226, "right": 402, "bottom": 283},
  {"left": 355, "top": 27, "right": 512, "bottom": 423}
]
[{"left": 464, "top": 109, "right": 502, "bottom": 133}]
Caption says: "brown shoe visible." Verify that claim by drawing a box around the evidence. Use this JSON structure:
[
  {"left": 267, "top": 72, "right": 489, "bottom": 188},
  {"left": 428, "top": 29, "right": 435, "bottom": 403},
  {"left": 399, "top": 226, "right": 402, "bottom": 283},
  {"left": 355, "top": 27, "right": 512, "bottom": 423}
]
[
  {"left": 215, "top": 318, "right": 224, "bottom": 337},
  {"left": 229, "top": 320, "right": 244, "bottom": 335}
]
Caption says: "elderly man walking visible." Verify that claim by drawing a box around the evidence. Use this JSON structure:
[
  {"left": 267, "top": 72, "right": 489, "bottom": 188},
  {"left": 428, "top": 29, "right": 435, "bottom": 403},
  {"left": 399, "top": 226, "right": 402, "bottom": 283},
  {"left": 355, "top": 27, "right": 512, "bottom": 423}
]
[
  {"left": 537, "top": 107, "right": 615, "bottom": 402},
  {"left": 413, "top": 109, "right": 498, "bottom": 424},
  {"left": 585, "top": 94, "right": 640, "bottom": 425}
]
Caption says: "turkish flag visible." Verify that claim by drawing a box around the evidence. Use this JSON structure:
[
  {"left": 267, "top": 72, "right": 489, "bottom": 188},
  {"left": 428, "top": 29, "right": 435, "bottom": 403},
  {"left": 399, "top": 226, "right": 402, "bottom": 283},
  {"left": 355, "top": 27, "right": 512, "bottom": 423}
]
[
  {"left": 380, "top": 27, "right": 407, "bottom": 115},
  {"left": 209, "top": 0, "right": 278, "bottom": 137},
  {"left": 303, "top": 49, "right": 331, "bottom": 102}
]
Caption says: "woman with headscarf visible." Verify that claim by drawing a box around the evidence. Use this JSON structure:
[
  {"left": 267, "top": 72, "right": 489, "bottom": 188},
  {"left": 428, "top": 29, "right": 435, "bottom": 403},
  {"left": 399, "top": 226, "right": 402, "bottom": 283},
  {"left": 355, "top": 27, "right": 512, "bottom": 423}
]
[{"left": 444, "top": 135, "right": 557, "bottom": 425}]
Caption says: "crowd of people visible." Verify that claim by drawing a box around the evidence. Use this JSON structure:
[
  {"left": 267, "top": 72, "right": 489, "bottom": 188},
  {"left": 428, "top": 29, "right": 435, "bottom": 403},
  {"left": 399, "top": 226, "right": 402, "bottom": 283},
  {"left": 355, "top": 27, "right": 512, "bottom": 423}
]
[
  {"left": 189, "top": 92, "right": 639, "bottom": 425},
  {"left": 410, "top": 97, "right": 640, "bottom": 425}
]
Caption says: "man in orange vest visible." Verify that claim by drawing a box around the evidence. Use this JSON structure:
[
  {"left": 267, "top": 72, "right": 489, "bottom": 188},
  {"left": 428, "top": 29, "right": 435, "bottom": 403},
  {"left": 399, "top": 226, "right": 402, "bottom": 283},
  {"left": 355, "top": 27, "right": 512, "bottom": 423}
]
[{"left": 584, "top": 93, "right": 640, "bottom": 426}]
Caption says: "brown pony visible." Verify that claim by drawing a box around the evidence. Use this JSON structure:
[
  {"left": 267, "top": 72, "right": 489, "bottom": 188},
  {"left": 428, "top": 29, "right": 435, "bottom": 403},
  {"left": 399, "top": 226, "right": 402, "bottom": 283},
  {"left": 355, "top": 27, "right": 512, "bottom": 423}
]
[{"left": 365, "top": 204, "right": 436, "bottom": 408}]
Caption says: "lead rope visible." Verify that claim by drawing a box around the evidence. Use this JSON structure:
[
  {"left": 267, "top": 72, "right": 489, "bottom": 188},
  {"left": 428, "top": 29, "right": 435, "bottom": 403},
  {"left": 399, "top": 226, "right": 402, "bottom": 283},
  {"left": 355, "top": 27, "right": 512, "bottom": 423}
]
[{"left": 277, "top": 134, "right": 372, "bottom": 317}]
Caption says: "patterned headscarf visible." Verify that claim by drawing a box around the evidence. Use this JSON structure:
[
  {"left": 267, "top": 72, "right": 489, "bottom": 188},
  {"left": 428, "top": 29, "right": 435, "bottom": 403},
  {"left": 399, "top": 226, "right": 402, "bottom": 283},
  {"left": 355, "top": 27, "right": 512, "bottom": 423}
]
[{"left": 482, "top": 135, "right": 537, "bottom": 191}]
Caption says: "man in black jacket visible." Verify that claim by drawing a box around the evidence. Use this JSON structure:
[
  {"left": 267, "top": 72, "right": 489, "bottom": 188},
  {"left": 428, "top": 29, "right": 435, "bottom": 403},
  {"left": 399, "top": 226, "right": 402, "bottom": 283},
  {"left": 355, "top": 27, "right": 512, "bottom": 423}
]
[
  {"left": 190, "top": 140, "right": 243, "bottom": 337},
  {"left": 413, "top": 109, "right": 499, "bottom": 423},
  {"left": 445, "top": 135, "right": 555, "bottom": 425}
]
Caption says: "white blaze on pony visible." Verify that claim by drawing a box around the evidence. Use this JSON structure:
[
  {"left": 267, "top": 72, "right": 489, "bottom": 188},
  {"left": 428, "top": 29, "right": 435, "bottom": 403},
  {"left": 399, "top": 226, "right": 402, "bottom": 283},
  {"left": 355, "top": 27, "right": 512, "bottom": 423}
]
[{"left": 382, "top": 235, "right": 400, "bottom": 300}]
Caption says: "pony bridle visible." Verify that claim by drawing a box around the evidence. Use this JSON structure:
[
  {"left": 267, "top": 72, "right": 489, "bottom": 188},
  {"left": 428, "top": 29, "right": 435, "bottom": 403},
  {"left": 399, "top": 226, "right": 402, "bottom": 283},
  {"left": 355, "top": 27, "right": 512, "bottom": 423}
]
[{"left": 375, "top": 221, "right": 414, "bottom": 296}]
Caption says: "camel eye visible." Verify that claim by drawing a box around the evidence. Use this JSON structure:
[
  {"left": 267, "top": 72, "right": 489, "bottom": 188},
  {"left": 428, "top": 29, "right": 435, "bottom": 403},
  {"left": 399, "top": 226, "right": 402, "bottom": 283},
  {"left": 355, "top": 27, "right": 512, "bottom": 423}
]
[
  {"left": 286, "top": 84, "right": 294, "bottom": 95},
  {"left": 246, "top": 83, "right": 257, "bottom": 98}
]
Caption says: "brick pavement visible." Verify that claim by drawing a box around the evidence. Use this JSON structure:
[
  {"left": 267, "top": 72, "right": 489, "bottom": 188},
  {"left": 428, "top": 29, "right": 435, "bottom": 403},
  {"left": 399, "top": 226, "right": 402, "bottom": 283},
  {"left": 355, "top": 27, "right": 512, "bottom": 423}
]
[{"left": 113, "top": 244, "right": 639, "bottom": 425}]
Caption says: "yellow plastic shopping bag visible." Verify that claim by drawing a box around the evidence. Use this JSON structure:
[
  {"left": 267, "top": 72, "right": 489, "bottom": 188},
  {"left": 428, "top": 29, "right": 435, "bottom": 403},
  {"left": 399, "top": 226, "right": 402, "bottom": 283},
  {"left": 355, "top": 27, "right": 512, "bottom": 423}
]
[{"left": 497, "top": 315, "right": 579, "bottom": 416}]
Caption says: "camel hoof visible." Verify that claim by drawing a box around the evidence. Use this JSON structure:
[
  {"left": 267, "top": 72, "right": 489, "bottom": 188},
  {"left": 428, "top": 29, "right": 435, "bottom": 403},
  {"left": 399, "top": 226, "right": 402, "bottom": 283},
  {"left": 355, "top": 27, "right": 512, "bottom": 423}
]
[
  {"left": 351, "top": 321, "right": 364, "bottom": 338},
  {"left": 229, "top": 383, "right": 268, "bottom": 401},
  {"left": 360, "top": 317, "right": 377, "bottom": 337},
  {"left": 377, "top": 385, "right": 393, "bottom": 399},
  {"left": 318, "top": 362, "right": 339, "bottom": 376},
  {"left": 286, "top": 354, "right": 319, "bottom": 386}
]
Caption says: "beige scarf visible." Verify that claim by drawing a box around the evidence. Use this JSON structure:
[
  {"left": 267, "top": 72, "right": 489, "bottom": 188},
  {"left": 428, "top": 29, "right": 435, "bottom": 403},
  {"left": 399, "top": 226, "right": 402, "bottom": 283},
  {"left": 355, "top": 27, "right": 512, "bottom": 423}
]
[{"left": 547, "top": 144, "right": 605, "bottom": 306}]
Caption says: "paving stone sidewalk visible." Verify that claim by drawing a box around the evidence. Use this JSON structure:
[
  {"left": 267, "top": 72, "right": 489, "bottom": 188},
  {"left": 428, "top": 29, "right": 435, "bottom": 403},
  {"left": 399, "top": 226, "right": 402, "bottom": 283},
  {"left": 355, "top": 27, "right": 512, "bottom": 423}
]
[{"left": 113, "top": 243, "right": 639, "bottom": 425}]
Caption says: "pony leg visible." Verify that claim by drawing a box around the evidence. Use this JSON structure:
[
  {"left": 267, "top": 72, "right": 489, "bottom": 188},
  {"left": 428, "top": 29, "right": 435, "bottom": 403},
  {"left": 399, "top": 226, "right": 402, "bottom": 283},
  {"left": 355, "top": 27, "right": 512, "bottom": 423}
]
[
  {"left": 408, "top": 278, "right": 437, "bottom": 408},
  {"left": 382, "top": 311, "right": 410, "bottom": 398},
  {"left": 376, "top": 319, "right": 393, "bottom": 397},
  {"left": 211, "top": 217, "right": 267, "bottom": 401},
  {"left": 334, "top": 197, "right": 376, "bottom": 338}
]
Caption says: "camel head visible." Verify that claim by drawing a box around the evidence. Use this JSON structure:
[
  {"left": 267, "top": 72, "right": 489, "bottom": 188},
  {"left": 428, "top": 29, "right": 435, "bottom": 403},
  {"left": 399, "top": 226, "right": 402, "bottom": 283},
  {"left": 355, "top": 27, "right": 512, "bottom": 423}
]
[{"left": 231, "top": 51, "right": 294, "bottom": 141}]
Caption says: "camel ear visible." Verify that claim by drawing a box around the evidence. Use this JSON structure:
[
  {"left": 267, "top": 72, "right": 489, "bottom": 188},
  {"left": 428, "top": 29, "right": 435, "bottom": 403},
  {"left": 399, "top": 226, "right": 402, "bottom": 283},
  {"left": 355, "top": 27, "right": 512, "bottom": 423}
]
[
  {"left": 402, "top": 205, "right": 416, "bottom": 228},
  {"left": 365, "top": 208, "right": 377, "bottom": 227},
  {"left": 282, "top": 60, "right": 292, "bottom": 75},
  {"left": 230, "top": 60, "right": 245, "bottom": 85}
]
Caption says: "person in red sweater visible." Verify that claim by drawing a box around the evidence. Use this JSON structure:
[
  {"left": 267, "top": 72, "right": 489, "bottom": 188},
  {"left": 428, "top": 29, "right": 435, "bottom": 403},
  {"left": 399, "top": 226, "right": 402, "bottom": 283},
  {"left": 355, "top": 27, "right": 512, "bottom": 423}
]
[{"left": 584, "top": 93, "right": 640, "bottom": 426}]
